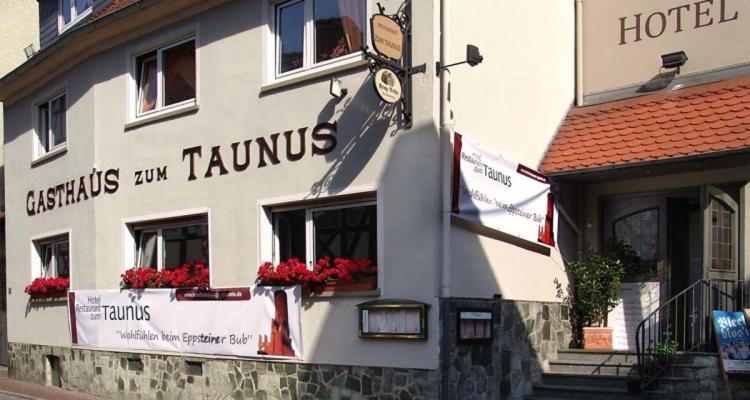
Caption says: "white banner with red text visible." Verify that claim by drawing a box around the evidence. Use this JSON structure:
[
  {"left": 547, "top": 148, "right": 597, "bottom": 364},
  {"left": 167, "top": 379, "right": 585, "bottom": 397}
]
[
  {"left": 451, "top": 132, "right": 557, "bottom": 247},
  {"left": 69, "top": 286, "right": 303, "bottom": 360}
]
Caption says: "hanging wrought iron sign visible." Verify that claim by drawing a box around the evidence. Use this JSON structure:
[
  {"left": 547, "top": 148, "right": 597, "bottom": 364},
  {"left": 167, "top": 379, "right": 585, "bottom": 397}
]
[
  {"left": 371, "top": 14, "right": 404, "bottom": 61},
  {"left": 363, "top": 1, "right": 425, "bottom": 127},
  {"left": 373, "top": 68, "right": 402, "bottom": 103}
]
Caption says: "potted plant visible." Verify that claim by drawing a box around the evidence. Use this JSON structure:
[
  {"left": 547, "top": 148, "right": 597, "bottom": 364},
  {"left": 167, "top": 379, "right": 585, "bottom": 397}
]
[
  {"left": 121, "top": 262, "right": 210, "bottom": 289},
  {"left": 566, "top": 246, "right": 626, "bottom": 350},
  {"left": 256, "top": 257, "right": 377, "bottom": 294}
]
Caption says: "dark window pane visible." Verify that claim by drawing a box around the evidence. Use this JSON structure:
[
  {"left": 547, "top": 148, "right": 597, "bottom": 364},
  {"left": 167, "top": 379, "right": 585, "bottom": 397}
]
[
  {"left": 278, "top": 1, "right": 304, "bottom": 73},
  {"left": 613, "top": 208, "right": 659, "bottom": 277},
  {"left": 162, "top": 223, "right": 208, "bottom": 269},
  {"left": 75, "top": 0, "right": 92, "bottom": 15},
  {"left": 55, "top": 242, "right": 70, "bottom": 278},
  {"left": 275, "top": 210, "right": 306, "bottom": 263},
  {"left": 314, "top": 0, "right": 364, "bottom": 63},
  {"left": 163, "top": 41, "right": 196, "bottom": 106},
  {"left": 313, "top": 204, "right": 376, "bottom": 261},
  {"left": 50, "top": 96, "right": 66, "bottom": 148},
  {"left": 62, "top": 0, "right": 72, "bottom": 23},
  {"left": 38, "top": 103, "right": 49, "bottom": 152}
]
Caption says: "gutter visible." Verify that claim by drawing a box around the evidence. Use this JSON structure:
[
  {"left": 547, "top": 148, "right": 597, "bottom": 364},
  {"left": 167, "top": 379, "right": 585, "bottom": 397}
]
[
  {"left": 575, "top": 0, "right": 584, "bottom": 106},
  {"left": 439, "top": 0, "right": 452, "bottom": 299}
]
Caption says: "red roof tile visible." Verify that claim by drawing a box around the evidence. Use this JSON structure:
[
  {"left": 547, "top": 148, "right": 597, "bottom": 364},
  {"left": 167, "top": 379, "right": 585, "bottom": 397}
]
[
  {"left": 540, "top": 75, "right": 750, "bottom": 174},
  {"left": 86, "top": 0, "right": 139, "bottom": 24}
]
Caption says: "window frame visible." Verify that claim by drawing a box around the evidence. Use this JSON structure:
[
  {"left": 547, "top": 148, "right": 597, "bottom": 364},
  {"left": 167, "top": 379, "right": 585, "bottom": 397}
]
[
  {"left": 123, "top": 209, "right": 212, "bottom": 284},
  {"left": 35, "top": 92, "right": 67, "bottom": 159},
  {"left": 133, "top": 36, "right": 197, "bottom": 119},
  {"left": 267, "top": 0, "right": 370, "bottom": 83},
  {"left": 271, "top": 200, "right": 377, "bottom": 266},
  {"left": 58, "top": 0, "right": 93, "bottom": 33},
  {"left": 31, "top": 230, "right": 72, "bottom": 282},
  {"left": 131, "top": 215, "right": 209, "bottom": 271}
]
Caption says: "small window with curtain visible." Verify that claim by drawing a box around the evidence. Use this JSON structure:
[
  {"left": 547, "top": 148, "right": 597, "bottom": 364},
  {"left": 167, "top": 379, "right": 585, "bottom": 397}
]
[
  {"left": 59, "top": 0, "right": 92, "bottom": 32},
  {"left": 35, "top": 235, "right": 70, "bottom": 279},
  {"left": 135, "top": 38, "right": 196, "bottom": 118},
  {"left": 274, "top": 0, "right": 366, "bottom": 78},
  {"left": 613, "top": 208, "right": 659, "bottom": 279},
  {"left": 36, "top": 93, "right": 67, "bottom": 157},
  {"left": 132, "top": 215, "right": 209, "bottom": 270},
  {"left": 710, "top": 198, "right": 736, "bottom": 271}
]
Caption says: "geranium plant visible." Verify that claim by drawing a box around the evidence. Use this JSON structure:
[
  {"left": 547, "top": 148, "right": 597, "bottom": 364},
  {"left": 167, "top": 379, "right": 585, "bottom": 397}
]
[
  {"left": 256, "top": 257, "right": 377, "bottom": 291},
  {"left": 24, "top": 277, "right": 70, "bottom": 296},
  {"left": 121, "top": 261, "right": 210, "bottom": 289}
]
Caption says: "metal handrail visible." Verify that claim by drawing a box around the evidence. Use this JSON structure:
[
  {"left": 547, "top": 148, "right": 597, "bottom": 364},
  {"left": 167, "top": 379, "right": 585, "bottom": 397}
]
[{"left": 635, "top": 279, "right": 748, "bottom": 390}]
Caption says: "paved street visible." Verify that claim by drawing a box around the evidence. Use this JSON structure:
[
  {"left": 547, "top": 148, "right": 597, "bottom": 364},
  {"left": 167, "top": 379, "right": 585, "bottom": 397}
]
[{"left": 0, "top": 368, "right": 100, "bottom": 400}]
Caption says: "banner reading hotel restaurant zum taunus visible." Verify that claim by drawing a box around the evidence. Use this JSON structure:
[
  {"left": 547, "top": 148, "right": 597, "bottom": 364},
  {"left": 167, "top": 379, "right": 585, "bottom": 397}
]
[
  {"left": 451, "top": 132, "right": 556, "bottom": 247},
  {"left": 69, "top": 286, "right": 303, "bottom": 360}
]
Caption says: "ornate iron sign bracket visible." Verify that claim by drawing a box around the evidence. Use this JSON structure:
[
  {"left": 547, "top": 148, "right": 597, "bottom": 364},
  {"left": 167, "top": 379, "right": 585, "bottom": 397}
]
[{"left": 363, "top": 1, "right": 426, "bottom": 127}]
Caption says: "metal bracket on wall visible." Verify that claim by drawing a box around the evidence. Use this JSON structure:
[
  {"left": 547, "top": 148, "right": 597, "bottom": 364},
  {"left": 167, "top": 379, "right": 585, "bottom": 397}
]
[{"left": 362, "top": 1, "right": 426, "bottom": 128}]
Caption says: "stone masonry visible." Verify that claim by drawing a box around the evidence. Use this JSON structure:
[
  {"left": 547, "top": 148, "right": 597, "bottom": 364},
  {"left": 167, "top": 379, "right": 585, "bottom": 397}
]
[
  {"left": 440, "top": 299, "right": 571, "bottom": 400},
  {"left": 9, "top": 343, "right": 439, "bottom": 400}
]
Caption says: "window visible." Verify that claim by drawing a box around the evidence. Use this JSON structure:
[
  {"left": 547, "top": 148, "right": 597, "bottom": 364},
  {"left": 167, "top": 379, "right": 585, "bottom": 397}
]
[
  {"left": 709, "top": 198, "right": 735, "bottom": 271},
  {"left": 613, "top": 208, "right": 659, "bottom": 278},
  {"left": 274, "top": 0, "right": 366, "bottom": 77},
  {"left": 36, "top": 236, "right": 70, "bottom": 279},
  {"left": 133, "top": 216, "right": 208, "bottom": 270},
  {"left": 135, "top": 38, "right": 196, "bottom": 117},
  {"left": 272, "top": 202, "right": 376, "bottom": 266},
  {"left": 37, "top": 93, "right": 67, "bottom": 156},
  {"left": 59, "top": 0, "right": 92, "bottom": 31}
]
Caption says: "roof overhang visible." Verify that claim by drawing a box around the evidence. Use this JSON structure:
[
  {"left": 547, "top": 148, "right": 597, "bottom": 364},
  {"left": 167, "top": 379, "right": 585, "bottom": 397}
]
[{"left": 0, "top": 0, "right": 231, "bottom": 104}]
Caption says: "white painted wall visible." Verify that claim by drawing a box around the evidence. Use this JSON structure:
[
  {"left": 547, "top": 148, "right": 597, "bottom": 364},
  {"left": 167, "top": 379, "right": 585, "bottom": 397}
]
[{"left": 445, "top": 0, "right": 575, "bottom": 301}]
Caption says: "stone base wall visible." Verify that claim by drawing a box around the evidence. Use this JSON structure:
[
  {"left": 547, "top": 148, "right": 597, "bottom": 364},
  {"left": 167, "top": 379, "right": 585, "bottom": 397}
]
[
  {"left": 650, "top": 354, "right": 750, "bottom": 400},
  {"left": 9, "top": 343, "right": 438, "bottom": 400},
  {"left": 440, "top": 298, "right": 571, "bottom": 400}
]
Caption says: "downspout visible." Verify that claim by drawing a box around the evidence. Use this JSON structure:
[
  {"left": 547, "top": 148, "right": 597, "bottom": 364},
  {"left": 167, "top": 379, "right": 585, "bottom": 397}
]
[
  {"left": 575, "top": 0, "right": 584, "bottom": 106},
  {"left": 439, "top": 0, "right": 452, "bottom": 299}
]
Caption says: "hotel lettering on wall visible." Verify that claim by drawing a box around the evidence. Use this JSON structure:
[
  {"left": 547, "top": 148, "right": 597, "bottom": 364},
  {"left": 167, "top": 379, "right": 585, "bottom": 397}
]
[
  {"left": 25, "top": 121, "right": 337, "bottom": 216},
  {"left": 582, "top": 0, "right": 747, "bottom": 96},
  {"left": 619, "top": 0, "right": 739, "bottom": 45}
]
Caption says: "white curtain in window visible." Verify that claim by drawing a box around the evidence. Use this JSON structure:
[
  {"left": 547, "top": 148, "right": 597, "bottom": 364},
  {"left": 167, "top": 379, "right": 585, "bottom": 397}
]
[
  {"left": 138, "top": 57, "right": 157, "bottom": 113},
  {"left": 338, "top": 0, "right": 364, "bottom": 52},
  {"left": 138, "top": 232, "right": 158, "bottom": 268},
  {"left": 50, "top": 96, "right": 66, "bottom": 148}
]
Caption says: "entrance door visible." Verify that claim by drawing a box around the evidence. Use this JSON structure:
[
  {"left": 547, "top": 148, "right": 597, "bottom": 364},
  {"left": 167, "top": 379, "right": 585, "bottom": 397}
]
[{"left": 702, "top": 185, "right": 739, "bottom": 282}]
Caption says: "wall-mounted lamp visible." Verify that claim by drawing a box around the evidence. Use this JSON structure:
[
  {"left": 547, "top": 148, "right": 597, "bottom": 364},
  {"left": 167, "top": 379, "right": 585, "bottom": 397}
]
[
  {"left": 329, "top": 77, "right": 348, "bottom": 99},
  {"left": 661, "top": 51, "right": 688, "bottom": 71},
  {"left": 435, "top": 44, "right": 484, "bottom": 76}
]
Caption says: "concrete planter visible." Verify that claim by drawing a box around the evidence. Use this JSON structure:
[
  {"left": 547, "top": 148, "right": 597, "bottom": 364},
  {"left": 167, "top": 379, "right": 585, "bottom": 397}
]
[{"left": 583, "top": 327, "right": 613, "bottom": 350}]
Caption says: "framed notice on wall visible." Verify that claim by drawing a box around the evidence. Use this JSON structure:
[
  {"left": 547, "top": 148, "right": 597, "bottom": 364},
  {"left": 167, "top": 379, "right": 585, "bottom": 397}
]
[{"left": 357, "top": 300, "right": 428, "bottom": 340}]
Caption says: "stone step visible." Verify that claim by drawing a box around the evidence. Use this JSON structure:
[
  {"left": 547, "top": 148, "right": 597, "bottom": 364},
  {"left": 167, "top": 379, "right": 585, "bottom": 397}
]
[
  {"left": 549, "top": 360, "right": 635, "bottom": 376},
  {"left": 557, "top": 349, "right": 639, "bottom": 364},
  {"left": 530, "top": 384, "right": 633, "bottom": 400},
  {"left": 541, "top": 372, "right": 629, "bottom": 389}
]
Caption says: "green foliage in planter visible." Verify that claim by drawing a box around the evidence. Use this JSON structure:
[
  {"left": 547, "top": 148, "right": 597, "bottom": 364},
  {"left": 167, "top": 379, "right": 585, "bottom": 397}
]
[{"left": 566, "top": 244, "right": 628, "bottom": 343}]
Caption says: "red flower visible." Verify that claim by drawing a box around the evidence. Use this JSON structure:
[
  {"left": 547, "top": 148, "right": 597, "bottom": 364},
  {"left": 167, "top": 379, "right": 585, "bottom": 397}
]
[
  {"left": 24, "top": 277, "right": 70, "bottom": 296},
  {"left": 256, "top": 257, "right": 376, "bottom": 290},
  {"left": 121, "top": 262, "right": 210, "bottom": 289}
]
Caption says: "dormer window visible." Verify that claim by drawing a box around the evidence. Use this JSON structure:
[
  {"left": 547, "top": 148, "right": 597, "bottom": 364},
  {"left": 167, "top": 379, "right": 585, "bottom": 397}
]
[{"left": 60, "top": 0, "right": 93, "bottom": 32}]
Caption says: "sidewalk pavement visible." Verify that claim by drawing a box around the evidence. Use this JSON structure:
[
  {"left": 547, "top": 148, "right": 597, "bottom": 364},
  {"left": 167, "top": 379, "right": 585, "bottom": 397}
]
[{"left": 0, "top": 366, "right": 101, "bottom": 400}]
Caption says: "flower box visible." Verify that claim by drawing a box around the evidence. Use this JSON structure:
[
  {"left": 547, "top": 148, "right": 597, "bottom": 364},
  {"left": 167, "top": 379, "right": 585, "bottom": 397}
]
[
  {"left": 257, "top": 257, "right": 377, "bottom": 293},
  {"left": 28, "top": 290, "right": 68, "bottom": 302},
  {"left": 25, "top": 277, "right": 70, "bottom": 299},
  {"left": 121, "top": 262, "right": 209, "bottom": 289},
  {"left": 321, "top": 276, "right": 377, "bottom": 293}
]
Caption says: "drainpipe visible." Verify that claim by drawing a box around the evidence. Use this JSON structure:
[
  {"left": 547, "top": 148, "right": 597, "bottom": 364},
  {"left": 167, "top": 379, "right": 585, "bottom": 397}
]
[
  {"left": 439, "top": 0, "right": 452, "bottom": 299},
  {"left": 575, "top": 0, "right": 584, "bottom": 106}
]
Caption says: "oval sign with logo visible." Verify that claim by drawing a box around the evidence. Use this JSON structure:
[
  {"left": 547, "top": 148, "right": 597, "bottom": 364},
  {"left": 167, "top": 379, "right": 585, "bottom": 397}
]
[
  {"left": 373, "top": 68, "right": 402, "bottom": 104},
  {"left": 371, "top": 14, "right": 404, "bottom": 60}
]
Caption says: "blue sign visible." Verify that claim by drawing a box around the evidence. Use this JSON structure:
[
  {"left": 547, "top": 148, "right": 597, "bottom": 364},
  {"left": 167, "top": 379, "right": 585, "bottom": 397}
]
[{"left": 713, "top": 310, "right": 750, "bottom": 374}]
